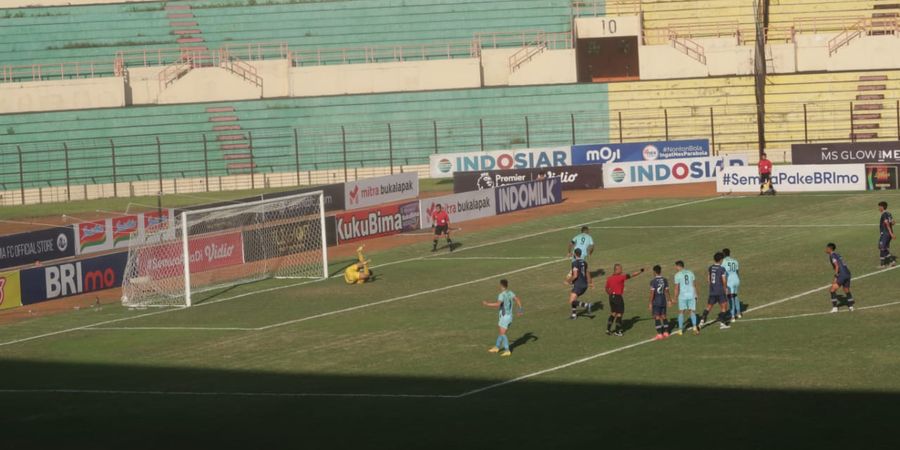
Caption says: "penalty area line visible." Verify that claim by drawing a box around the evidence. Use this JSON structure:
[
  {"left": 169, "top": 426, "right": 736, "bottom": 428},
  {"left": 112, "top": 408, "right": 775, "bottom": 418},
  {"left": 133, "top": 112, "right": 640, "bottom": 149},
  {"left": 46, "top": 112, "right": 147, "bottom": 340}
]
[
  {"left": 455, "top": 264, "right": 900, "bottom": 398},
  {"left": 0, "top": 197, "right": 718, "bottom": 347},
  {"left": 740, "top": 300, "right": 900, "bottom": 322}
]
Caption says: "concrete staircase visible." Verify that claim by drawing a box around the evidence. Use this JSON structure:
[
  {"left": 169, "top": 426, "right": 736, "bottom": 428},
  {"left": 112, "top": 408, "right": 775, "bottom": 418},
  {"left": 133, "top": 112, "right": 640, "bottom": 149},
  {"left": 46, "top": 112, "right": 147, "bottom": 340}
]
[
  {"left": 852, "top": 74, "right": 889, "bottom": 140},
  {"left": 166, "top": 1, "right": 209, "bottom": 65},
  {"left": 206, "top": 106, "right": 254, "bottom": 174}
]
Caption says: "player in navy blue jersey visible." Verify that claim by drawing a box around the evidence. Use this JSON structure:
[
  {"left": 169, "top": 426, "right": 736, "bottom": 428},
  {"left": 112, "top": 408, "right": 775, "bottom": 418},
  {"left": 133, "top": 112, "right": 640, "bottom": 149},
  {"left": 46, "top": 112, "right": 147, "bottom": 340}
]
[
  {"left": 648, "top": 265, "right": 672, "bottom": 340},
  {"left": 826, "top": 243, "right": 855, "bottom": 313},
  {"left": 879, "top": 201, "right": 896, "bottom": 268},
  {"left": 565, "top": 248, "right": 596, "bottom": 320},
  {"left": 700, "top": 252, "right": 731, "bottom": 329}
]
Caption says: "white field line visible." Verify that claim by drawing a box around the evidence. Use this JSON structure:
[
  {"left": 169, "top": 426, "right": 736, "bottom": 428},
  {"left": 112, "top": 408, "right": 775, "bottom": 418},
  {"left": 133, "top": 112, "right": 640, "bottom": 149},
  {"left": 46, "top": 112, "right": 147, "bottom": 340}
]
[
  {"left": 6, "top": 295, "right": 899, "bottom": 400},
  {"left": 740, "top": 300, "right": 900, "bottom": 322},
  {"left": 254, "top": 258, "right": 566, "bottom": 331},
  {"left": 86, "top": 326, "right": 256, "bottom": 331},
  {"left": 589, "top": 224, "right": 872, "bottom": 229},
  {"left": 0, "top": 197, "right": 719, "bottom": 347},
  {"left": 743, "top": 264, "right": 899, "bottom": 314},
  {"left": 454, "top": 264, "right": 900, "bottom": 398},
  {"left": 80, "top": 259, "right": 566, "bottom": 332},
  {"left": 427, "top": 256, "right": 562, "bottom": 261}
]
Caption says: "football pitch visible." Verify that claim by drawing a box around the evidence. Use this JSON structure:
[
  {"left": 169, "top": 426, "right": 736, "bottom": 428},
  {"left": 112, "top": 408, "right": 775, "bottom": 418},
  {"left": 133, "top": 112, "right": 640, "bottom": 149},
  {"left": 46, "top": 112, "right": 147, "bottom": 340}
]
[{"left": 2, "top": 191, "right": 900, "bottom": 449}]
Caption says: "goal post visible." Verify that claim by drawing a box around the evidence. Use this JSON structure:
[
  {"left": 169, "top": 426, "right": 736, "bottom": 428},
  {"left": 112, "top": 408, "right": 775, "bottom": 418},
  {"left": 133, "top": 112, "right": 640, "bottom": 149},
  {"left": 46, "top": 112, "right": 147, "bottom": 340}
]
[{"left": 122, "top": 190, "right": 329, "bottom": 308}]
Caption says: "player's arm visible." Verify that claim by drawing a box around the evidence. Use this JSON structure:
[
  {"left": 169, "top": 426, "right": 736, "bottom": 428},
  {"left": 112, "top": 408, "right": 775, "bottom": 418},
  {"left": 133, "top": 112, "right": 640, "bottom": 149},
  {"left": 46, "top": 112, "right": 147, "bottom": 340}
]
[
  {"left": 665, "top": 286, "right": 672, "bottom": 305},
  {"left": 887, "top": 217, "right": 896, "bottom": 239},
  {"left": 514, "top": 296, "right": 524, "bottom": 316},
  {"left": 721, "top": 273, "right": 729, "bottom": 294},
  {"left": 605, "top": 278, "right": 613, "bottom": 294},
  {"left": 565, "top": 267, "right": 577, "bottom": 284},
  {"left": 567, "top": 240, "right": 575, "bottom": 257},
  {"left": 693, "top": 280, "right": 700, "bottom": 299},
  {"left": 588, "top": 244, "right": 594, "bottom": 256},
  {"left": 832, "top": 259, "right": 840, "bottom": 276},
  {"left": 674, "top": 283, "right": 681, "bottom": 299},
  {"left": 587, "top": 269, "right": 594, "bottom": 289},
  {"left": 629, "top": 268, "right": 645, "bottom": 278},
  {"left": 481, "top": 300, "right": 500, "bottom": 308}
]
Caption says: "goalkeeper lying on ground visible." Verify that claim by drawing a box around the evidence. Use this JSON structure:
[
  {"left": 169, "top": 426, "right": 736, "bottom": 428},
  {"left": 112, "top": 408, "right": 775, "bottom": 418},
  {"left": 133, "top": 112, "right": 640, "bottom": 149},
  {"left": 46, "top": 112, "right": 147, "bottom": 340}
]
[{"left": 344, "top": 245, "right": 374, "bottom": 284}]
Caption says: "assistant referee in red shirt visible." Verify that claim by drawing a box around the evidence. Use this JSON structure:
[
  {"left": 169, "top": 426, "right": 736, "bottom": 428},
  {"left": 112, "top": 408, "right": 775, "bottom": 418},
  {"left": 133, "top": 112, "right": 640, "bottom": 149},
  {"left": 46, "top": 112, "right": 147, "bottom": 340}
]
[
  {"left": 758, "top": 152, "right": 773, "bottom": 195},
  {"left": 431, "top": 203, "right": 453, "bottom": 252},
  {"left": 604, "top": 264, "right": 645, "bottom": 336}
]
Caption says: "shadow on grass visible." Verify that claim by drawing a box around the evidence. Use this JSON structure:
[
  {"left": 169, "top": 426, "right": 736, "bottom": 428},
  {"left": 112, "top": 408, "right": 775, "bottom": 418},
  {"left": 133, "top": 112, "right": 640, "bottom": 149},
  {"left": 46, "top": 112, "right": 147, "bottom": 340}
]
[{"left": 0, "top": 359, "right": 893, "bottom": 449}]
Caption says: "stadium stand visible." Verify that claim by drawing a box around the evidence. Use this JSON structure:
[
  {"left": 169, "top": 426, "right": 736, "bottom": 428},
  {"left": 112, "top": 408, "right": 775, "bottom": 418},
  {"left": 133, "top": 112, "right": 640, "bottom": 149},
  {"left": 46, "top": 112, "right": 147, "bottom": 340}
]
[
  {"left": 765, "top": 70, "right": 900, "bottom": 146},
  {"left": 0, "top": 83, "right": 611, "bottom": 190}
]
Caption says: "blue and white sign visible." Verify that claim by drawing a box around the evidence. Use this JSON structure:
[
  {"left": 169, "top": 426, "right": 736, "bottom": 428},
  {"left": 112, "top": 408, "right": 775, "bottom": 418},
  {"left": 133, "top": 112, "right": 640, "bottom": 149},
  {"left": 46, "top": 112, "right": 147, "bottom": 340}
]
[
  {"left": 604, "top": 156, "right": 747, "bottom": 188},
  {"left": 717, "top": 164, "right": 866, "bottom": 193},
  {"left": 571, "top": 139, "right": 710, "bottom": 165},
  {"left": 429, "top": 147, "right": 571, "bottom": 178},
  {"left": 495, "top": 178, "right": 563, "bottom": 214}
]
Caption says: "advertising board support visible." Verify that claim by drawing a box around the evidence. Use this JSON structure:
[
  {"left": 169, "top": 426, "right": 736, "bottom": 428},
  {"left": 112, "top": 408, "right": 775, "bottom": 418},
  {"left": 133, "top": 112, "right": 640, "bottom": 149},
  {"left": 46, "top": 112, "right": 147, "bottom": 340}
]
[
  {"left": 17, "top": 145, "right": 24, "bottom": 205},
  {"left": 387, "top": 123, "right": 394, "bottom": 174},
  {"left": 110, "top": 139, "right": 118, "bottom": 197},
  {"left": 248, "top": 131, "right": 256, "bottom": 190},
  {"left": 341, "top": 125, "right": 348, "bottom": 182},
  {"left": 63, "top": 142, "right": 71, "bottom": 201},
  {"left": 525, "top": 116, "right": 531, "bottom": 147},
  {"left": 294, "top": 128, "right": 301, "bottom": 185},
  {"left": 155, "top": 136, "right": 163, "bottom": 195}
]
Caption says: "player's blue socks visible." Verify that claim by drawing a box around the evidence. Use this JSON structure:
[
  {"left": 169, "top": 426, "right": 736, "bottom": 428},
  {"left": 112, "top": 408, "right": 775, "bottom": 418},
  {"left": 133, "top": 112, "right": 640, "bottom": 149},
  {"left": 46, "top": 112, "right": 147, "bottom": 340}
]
[
  {"left": 689, "top": 312, "right": 698, "bottom": 327},
  {"left": 495, "top": 335, "right": 503, "bottom": 349},
  {"left": 677, "top": 313, "right": 685, "bottom": 331},
  {"left": 499, "top": 335, "right": 509, "bottom": 350},
  {"left": 730, "top": 295, "right": 740, "bottom": 318}
]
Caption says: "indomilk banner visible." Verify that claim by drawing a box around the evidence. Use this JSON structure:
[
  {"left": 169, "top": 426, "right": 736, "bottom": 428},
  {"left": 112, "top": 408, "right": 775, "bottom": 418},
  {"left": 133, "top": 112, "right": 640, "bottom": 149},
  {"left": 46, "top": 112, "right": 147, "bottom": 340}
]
[
  {"left": 420, "top": 190, "right": 496, "bottom": 228},
  {"left": 792, "top": 141, "right": 900, "bottom": 164},
  {"left": 494, "top": 178, "right": 563, "bottom": 215},
  {"left": 452, "top": 165, "right": 603, "bottom": 193},
  {"left": 717, "top": 164, "right": 867, "bottom": 193},
  {"left": 344, "top": 173, "right": 419, "bottom": 210}
]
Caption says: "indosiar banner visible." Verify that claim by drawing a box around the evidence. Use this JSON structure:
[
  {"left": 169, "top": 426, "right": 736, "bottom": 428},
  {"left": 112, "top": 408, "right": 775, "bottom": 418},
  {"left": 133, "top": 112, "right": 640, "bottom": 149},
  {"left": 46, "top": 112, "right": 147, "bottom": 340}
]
[
  {"left": 604, "top": 156, "right": 748, "bottom": 188},
  {"left": 429, "top": 147, "right": 572, "bottom": 178}
]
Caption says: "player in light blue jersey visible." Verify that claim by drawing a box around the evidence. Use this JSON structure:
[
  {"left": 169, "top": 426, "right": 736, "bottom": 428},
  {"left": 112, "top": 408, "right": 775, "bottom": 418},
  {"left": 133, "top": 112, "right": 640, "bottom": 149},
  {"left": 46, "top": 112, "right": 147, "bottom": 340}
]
[
  {"left": 568, "top": 226, "right": 595, "bottom": 261},
  {"left": 673, "top": 260, "right": 700, "bottom": 335},
  {"left": 482, "top": 279, "right": 523, "bottom": 357},
  {"left": 722, "top": 248, "right": 742, "bottom": 320}
]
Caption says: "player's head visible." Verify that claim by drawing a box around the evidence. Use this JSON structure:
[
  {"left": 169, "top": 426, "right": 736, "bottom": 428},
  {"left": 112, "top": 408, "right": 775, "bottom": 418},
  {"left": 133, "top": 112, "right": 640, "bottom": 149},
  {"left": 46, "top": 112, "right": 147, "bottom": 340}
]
[
  {"left": 499, "top": 279, "right": 508, "bottom": 290},
  {"left": 574, "top": 248, "right": 582, "bottom": 258},
  {"left": 713, "top": 252, "right": 724, "bottom": 263},
  {"left": 613, "top": 263, "right": 622, "bottom": 274},
  {"left": 653, "top": 265, "right": 661, "bottom": 275},
  {"left": 581, "top": 226, "right": 589, "bottom": 233},
  {"left": 675, "top": 260, "right": 685, "bottom": 270},
  {"left": 435, "top": 204, "right": 442, "bottom": 211},
  {"left": 879, "top": 201, "right": 888, "bottom": 212},
  {"left": 722, "top": 248, "right": 731, "bottom": 257},
  {"left": 826, "top": 243, "right": 836, "bottom": 254},
  {"left": 761, "top": 152, "right": 767, "bottom": 159}
]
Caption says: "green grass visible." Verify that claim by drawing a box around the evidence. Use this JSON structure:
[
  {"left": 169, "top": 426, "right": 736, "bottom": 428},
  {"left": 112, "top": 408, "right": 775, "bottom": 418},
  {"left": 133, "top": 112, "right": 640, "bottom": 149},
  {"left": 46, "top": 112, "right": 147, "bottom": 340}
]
[
  {"left": 1, "top": 177, "right": 450, "bottom": 221},
  {"left": 1, "top": 191, "right": 899, "bottom": 449}
]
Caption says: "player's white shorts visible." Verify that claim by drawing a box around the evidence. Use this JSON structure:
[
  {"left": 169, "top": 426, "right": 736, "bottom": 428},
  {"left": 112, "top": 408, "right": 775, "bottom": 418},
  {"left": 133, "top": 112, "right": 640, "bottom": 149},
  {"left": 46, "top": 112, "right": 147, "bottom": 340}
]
[{"left": 678, "top": 296, "right": 697, "bottom": 311}]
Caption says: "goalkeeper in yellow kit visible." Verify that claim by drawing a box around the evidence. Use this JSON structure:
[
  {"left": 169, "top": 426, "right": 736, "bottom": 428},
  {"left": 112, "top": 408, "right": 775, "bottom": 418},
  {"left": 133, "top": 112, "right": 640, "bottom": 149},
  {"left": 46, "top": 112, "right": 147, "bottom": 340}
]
[{"left": 344, "top": 245, "right": 373, "bottom": 284}]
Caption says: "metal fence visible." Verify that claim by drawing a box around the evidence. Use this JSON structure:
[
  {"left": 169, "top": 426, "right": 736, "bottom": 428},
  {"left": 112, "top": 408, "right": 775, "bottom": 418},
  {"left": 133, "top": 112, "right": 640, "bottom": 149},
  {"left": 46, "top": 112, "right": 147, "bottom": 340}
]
[{"left": 2, "top": 100, "right": 898, "bottom": 205}]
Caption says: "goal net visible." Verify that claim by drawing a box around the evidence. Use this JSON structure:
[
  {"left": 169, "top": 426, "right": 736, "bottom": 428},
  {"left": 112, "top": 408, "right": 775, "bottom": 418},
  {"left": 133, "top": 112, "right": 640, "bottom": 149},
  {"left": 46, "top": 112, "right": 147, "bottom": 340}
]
[{"left": 121, "top": 191, "right": 328, "bottom": 307}]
